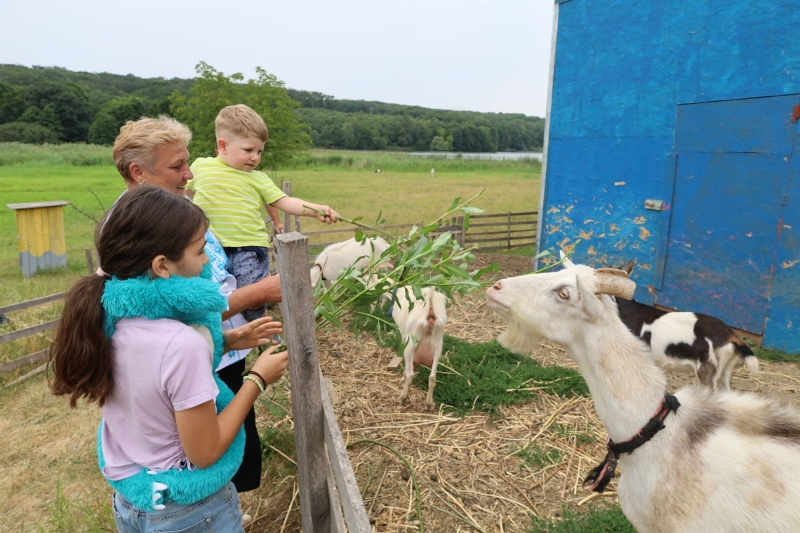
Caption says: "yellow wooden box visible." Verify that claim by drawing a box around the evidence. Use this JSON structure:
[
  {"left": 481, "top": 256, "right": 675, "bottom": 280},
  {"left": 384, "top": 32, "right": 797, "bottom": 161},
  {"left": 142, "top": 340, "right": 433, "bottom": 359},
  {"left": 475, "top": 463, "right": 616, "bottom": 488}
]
[{"left": 7, "top": 201, "right": 68, "bottom": 278}]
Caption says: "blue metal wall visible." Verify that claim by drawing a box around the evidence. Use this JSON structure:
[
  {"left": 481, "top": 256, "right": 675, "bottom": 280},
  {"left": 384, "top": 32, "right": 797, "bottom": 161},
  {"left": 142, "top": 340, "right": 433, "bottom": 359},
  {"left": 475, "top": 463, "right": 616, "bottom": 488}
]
[{"left": 540, "top": 0, "right": 800, "bottom": 350}]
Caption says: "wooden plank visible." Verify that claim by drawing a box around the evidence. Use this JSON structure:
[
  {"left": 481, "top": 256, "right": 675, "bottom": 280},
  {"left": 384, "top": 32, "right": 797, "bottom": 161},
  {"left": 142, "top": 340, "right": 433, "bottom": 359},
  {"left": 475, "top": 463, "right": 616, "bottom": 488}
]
[
  {"left": 327, "top": 466, "right": 348, "bottom": 533},
  {"left": 0, "top": 293, "right": 67, "bottom": 315},
  {"left": 387, "top": 356, "right": 403, "bottom": 371},
  {"left": 467, "top": 220, "right": 537, "bottom": 229},
  {"left": 475, "top": 241, "right": 536, "bottom": 252},
  {"left": 274, "top": 232, "right": 331, "bottom": 532},
  {"left": 465, "top": 234, "right": 537, "bottom": 245},
  {"left": 320, "top": 369, "right": 372, "bottom": 532},
  {"left": 466, "top": 228, "right": 536, "bottom": 238},
  {"left": 3, "top": 363, "right": 46, "bottom": 388},
  {"left": 470, "top": 210, "right": 538, "bottom": 219},
  {"left": 7, "top": 201, "right": 69, "bottom": 210},
  {"left": 0, "top": 320, "right": 59, "bottom": 345},
  {"left": 0, "top": 349, "right": 48, "bottom": 373}
]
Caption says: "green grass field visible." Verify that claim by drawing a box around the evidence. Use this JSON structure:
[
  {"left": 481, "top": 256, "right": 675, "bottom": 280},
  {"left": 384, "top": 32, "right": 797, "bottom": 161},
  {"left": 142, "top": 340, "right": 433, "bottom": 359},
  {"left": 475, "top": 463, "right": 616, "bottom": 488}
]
[{"left": 0, "top": 143, "right": 540, "bottom": 304}]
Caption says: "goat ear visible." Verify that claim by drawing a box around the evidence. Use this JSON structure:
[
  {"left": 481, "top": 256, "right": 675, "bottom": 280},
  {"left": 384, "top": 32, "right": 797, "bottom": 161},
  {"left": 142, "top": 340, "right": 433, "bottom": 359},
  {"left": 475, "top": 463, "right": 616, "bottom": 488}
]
[
  {"left": 559, "top": 250, "right": 577, "bottom": 268},
  {"left": 576, "top": 274, "right": 603, "bottom": 320}
]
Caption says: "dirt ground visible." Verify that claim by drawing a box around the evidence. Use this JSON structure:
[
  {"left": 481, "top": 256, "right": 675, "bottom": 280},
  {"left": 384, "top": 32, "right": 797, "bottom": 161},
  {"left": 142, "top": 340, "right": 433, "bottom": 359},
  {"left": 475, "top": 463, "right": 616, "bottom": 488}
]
[{"left": 241, "top": 252, "right": 800, "bottom": 532}]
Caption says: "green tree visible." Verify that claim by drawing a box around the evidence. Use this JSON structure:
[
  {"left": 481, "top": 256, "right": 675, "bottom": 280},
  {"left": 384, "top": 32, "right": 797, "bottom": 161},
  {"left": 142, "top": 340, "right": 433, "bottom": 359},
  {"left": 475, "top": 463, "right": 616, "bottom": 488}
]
[
  {"left": 88, "top": 96, "right": 149, "bottom": 145},
  {"left": 0, "top": 82, "right": 26, "bottom": 124},
  {"left": 18, "top": 105, "right": 63, "bottom": 137},
  {"left": 171, "top": 62, "right": 311, "bottom": 168},
  {"left": 24, "top": 81, "right": 90, "bottom": 142},
  {"left": 429, "top": 135, "right": 453, "bottom": 151},
  {"left": 0, "top": 122, "right": 62, "bottom": 144}
]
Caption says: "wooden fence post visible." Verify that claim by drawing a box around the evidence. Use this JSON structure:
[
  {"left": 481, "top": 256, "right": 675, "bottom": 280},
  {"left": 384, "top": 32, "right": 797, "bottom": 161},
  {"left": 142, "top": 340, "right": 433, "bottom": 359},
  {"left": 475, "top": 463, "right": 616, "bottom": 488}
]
[
  {"left": 274, "top": 232, "right": 330, "bottom": 532},
  {"left": 282, "top": 181, "right": 293, "bottom": 233},
  {"left": 507, "top": 212, "right": 512, "bottom": 250},
  {"left": 85, "top": 248, "right": 94, "bottom": 275}
]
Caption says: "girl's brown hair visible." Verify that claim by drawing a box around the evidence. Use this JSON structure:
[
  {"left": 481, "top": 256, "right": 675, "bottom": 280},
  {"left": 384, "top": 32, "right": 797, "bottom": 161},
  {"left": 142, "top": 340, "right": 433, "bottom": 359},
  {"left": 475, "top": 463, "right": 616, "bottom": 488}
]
[{"left": 49, "top": 185, "right": 208, "bottom": 408}]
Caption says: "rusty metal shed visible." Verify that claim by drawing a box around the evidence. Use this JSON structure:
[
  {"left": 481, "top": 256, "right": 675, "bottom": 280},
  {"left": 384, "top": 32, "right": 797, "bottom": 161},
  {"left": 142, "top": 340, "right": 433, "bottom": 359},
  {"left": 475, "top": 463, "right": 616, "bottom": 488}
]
[{"left": 536, "top": 0, "right": 800, "bottom": 351}]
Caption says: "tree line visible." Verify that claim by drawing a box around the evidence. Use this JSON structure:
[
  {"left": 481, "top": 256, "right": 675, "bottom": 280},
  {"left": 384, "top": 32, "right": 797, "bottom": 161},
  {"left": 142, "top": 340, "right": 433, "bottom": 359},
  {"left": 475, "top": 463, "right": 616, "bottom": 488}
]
[{"left": 0, "top": 63, "right": 543, "bottom": 165}]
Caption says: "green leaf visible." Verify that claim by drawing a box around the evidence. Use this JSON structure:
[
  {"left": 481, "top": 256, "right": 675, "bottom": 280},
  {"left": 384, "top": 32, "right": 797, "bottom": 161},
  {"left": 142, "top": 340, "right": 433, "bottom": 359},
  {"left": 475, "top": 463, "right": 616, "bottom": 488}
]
[
  {"left": 355, "top": 228, "right": 364, "bottom": 241},
  {"left": 459, "top": 206, "right": 484, "bottom": 215},
  {"left": 463, "top": 213, "right": 471, "bottom": 232},
  {"left": 448, "top": 197, "right": 462, "bottom": 212},
  {"left": 319, "top": 310, "right": 343, "bottom": 329}
]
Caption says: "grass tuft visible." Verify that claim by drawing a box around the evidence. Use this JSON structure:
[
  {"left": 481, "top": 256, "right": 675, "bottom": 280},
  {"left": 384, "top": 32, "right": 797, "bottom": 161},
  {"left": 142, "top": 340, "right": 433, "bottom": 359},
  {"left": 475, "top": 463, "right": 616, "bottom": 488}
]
[
  {"left": 528, "top": 504, "right": 635, "bottom": 533},
  {"left": 414, "top": 335, "right": 589, "bottom": 417}
]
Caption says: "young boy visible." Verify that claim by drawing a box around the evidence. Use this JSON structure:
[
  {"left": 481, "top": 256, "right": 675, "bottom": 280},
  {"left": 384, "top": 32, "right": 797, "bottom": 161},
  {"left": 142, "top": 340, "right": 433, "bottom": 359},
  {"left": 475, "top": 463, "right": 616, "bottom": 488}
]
[{"left": 189, "top": 104, "right": 339, "bottom": 322}]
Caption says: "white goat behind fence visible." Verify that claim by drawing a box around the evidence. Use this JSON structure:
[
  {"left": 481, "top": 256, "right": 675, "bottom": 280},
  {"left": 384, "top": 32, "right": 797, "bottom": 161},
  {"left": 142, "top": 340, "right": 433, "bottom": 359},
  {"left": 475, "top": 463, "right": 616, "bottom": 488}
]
[
  {"left": 309, "top": 237, "right": 391, "bottom": 288},
  {"left": 393, "top": 286, "right": 447, "bottom": 410},
  {"left": 486, "top": 262, "right": 800, "bottom": 533}
]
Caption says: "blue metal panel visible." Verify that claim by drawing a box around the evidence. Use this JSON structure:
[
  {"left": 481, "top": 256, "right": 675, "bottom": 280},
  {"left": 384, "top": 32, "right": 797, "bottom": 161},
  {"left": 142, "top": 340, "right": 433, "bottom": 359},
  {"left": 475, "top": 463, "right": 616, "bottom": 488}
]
[
  {"left": 540, "top": 0, "right": 800, "bottom": 313},
  {"left": 656, "top": 152, "right": 788, "bottom": 332},
  {"left": 656, "top": 95, "right": 800, "bottom": 334},
  {"left": 764, "top": 123, "right": 800, "bottom": 351}
]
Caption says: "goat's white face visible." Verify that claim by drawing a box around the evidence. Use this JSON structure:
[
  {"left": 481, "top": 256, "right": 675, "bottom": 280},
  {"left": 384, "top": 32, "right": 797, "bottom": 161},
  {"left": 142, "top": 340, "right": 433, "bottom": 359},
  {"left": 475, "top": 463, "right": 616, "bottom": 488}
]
[{"left": 486, "top": 264, "right": 607, "bottom": 353}]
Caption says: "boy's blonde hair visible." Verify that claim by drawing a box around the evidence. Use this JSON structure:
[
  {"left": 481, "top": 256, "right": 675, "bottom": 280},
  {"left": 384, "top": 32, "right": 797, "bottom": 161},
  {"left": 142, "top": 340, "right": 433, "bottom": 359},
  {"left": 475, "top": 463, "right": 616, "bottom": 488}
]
[
  {"left": 113, "top": 116, "right": 192, "bottom": 183},
  {"left": 215, "top": 104, "right": 269, "bottom": 142}
]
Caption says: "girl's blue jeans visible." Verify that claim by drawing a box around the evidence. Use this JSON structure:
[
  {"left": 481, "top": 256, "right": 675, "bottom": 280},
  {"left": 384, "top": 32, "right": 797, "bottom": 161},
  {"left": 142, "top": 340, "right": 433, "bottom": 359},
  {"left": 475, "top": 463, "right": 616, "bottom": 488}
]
[{"left": 111, "top": 482, "right": 244, "bottom": 533}]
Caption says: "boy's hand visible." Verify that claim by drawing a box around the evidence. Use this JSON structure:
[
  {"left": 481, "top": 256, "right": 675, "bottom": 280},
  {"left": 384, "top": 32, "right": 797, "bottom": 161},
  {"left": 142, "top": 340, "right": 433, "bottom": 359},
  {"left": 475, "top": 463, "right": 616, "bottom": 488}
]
[
  {"left": 316, "top": 205, "right": 340, "bottom": 224},
  {"left": 223, "top": 316, "right": 283, "bottom": 352},
  {"left": 273, "top": 221, "right": 284, "bottom": 234}
]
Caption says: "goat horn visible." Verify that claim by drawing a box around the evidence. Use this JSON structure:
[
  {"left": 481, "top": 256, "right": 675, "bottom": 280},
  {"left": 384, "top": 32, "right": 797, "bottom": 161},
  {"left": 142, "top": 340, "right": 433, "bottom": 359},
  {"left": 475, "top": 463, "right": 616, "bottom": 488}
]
[{"left": 595, "top": 268, "right": 636, "bottom": 299}]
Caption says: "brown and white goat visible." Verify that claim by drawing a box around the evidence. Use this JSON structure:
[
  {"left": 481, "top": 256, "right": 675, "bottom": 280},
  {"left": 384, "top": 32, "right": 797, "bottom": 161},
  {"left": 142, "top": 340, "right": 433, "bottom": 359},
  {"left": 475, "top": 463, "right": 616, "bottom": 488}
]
[
  {"left": 393, "top": 286, "right": 447, "bottom": 410},
  {"left": 309, "top": 237, "right": 391, "bottom": 288},
  {"left": 486, "top": 263, "right": 800, "bottom": 533},
  {"left": 611, "top": 260, "right": 758, "bottom": 390}
]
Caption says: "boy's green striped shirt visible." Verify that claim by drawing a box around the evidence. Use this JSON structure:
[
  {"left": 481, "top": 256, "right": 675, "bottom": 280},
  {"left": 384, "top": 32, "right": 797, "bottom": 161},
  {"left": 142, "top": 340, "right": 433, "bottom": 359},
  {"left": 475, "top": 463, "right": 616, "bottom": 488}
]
[{"left": 188, "top": 157, "right": 285, "bottom": 248}]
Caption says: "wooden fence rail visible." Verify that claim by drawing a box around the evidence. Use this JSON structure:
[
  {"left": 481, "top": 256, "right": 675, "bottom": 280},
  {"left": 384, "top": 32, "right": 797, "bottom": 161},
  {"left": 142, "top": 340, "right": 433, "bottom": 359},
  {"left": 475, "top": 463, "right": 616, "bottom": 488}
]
[
  {"left": 274, "top": 232, "right": 371, "bottom": 532},
  {"left": 0, "top": 252, "right": 96, "bottom": 379}
]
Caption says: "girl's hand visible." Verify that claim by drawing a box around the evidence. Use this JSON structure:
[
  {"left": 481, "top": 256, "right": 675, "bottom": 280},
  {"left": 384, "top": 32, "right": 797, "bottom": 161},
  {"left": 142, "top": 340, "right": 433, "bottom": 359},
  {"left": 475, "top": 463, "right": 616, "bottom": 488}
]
[
  {"left": 251, "top": 344, "right": 289, "bottom": 385},
  {"left": 223, "top": 316, "right": 283, "bottom": 352}
]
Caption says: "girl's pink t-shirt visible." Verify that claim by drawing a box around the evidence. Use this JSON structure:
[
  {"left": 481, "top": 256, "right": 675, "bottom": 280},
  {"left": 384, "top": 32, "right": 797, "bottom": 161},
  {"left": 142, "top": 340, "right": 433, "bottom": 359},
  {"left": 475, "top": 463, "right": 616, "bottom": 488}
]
[{"left": 100, "top": 317, "right": 219, "bottom": 480}]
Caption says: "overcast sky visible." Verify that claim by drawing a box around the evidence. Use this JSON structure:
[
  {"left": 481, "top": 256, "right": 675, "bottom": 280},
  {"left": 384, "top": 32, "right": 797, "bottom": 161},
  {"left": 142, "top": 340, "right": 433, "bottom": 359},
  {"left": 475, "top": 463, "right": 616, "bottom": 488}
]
[{"left": 0, "top": 0, "right": 554, "bottom": 117}]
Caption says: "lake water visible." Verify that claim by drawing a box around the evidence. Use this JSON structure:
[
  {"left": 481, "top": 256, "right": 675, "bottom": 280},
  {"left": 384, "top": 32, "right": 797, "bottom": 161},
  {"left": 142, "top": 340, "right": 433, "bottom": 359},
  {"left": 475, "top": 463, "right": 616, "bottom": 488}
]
[{"left": 409, "top": 151, "right": 543, "bottom": 161}]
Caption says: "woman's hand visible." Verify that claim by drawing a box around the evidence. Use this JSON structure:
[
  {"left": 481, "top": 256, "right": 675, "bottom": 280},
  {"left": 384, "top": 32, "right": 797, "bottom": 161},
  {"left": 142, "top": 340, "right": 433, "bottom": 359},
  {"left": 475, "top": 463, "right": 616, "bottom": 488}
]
[
  {"left": 223, "top": 316, "right": 283, "bottom": 352},
  {"left": 251, "top": 344, "right": 289, "bottom": 385}
]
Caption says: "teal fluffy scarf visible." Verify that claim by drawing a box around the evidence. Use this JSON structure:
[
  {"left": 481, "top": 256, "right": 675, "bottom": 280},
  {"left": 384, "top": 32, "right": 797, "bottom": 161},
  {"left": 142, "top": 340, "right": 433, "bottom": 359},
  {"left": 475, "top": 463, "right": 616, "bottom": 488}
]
[{"left": 96, "top": 264, "right": 245, "bottom": 510}]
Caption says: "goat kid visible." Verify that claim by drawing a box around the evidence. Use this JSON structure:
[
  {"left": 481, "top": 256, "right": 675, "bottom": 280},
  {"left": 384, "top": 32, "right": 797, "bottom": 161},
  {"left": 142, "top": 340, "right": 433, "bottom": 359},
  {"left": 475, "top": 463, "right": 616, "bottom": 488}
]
[
  {"left": 610, "top": 259, "right": 758, "bottom": 390},
  {"left": 309, "top": 237, "right": 391, "bottom": 288},
  {"left": 393, "top": 286, "right": 447, "bottom": 410},
  {"left": 486, "top": 263, "right": 800, "bottom": 533}
]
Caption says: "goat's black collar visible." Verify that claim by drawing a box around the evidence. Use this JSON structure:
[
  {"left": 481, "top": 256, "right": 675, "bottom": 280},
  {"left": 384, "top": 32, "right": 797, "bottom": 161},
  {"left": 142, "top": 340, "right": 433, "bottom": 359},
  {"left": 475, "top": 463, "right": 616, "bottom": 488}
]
[{"left": 584, "top": 393, "right": 680, "bottom": 493}]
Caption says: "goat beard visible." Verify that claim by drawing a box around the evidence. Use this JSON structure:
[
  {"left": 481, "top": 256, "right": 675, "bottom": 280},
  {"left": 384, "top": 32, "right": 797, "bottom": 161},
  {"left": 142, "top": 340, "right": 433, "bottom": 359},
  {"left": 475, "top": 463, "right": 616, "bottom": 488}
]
[{"left": 497, "top": 317, "right": 541, "bottom": 355}]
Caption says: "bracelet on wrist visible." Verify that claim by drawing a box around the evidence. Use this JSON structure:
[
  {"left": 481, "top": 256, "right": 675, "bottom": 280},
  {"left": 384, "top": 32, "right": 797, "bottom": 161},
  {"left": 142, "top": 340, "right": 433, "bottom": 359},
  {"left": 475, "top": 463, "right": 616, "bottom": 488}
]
[
  {"left": 247, "top": 370, "right": 267, "bottom": 389},
  {"left": 243, "top": 375, "right": 265, "bottom": 394}
]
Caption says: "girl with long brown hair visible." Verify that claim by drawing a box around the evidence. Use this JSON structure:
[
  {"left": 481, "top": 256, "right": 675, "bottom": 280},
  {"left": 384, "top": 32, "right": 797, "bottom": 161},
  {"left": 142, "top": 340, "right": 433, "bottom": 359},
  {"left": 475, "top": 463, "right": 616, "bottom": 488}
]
[{"left": 49, "top": 185, "right": 288, "bottom": 533}]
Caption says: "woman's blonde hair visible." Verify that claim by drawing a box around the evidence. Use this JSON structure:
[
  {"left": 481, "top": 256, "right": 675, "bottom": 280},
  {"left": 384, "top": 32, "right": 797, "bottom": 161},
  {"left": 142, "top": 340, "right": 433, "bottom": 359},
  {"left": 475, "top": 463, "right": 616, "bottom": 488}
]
[
  {"left": 215, "top": 104, "right": 269, "bottom": 142},
  {"left": 113, "top": 116, "right": 192, "bottom": 183}
]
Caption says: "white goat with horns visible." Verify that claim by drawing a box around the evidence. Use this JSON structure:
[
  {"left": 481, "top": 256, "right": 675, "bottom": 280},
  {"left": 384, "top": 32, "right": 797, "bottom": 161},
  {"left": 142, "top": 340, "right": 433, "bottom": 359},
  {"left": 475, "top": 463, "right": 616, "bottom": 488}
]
[{"left": 486, "top": 258, "right": 800, "bottom": 533}]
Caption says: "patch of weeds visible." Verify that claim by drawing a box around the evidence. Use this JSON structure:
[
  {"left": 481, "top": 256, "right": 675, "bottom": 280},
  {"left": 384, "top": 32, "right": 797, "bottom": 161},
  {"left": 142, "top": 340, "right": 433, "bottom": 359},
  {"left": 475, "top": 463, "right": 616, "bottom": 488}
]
[
  {"left": 37, "top": 478, "right": 114, "bottom": 532},
  {"left": 747, "top": 340, "right": 800, "bottom": 366},
  {"left": 553, "top": 423, "right": 596, "bottom": 445},
  {"left": 413, "top": 335, "right": 589, "bottom": 417},
  {"left": 510, "top": 443, "right": 563, "bottom": 469},
  {"left": 528, "top": 504, "right": 635, "bottom": 533},
  {"left": 260, "top": 426, "right": 297, "bottom": 475}
]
